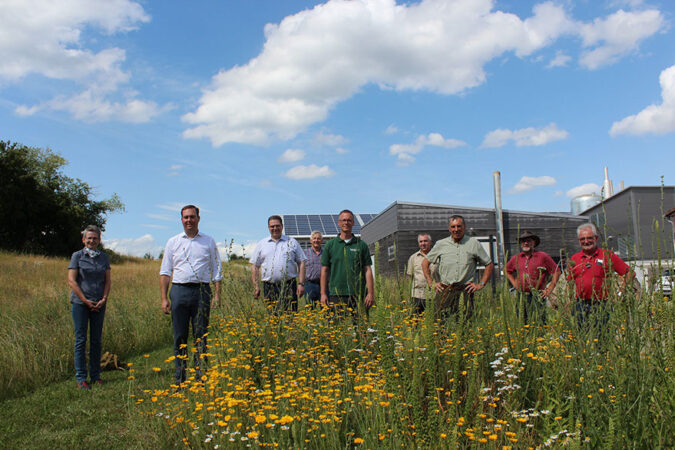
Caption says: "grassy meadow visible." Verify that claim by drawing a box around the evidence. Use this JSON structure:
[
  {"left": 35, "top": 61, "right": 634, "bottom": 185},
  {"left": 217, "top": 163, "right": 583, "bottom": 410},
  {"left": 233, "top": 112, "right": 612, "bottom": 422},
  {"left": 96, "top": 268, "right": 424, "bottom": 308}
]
[{"left": 0, "top": 250, "right": 673, "bottom": 448}]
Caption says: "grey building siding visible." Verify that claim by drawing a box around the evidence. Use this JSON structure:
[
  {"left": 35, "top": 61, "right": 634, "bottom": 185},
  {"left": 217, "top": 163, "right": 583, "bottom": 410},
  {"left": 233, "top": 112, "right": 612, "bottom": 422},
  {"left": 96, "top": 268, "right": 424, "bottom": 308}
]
[
  {"left": 583, "top": 186, "right": 675, "bottom": 261},
  {"left": 362, "top": 201, "right": 587, "bottom": 277}
]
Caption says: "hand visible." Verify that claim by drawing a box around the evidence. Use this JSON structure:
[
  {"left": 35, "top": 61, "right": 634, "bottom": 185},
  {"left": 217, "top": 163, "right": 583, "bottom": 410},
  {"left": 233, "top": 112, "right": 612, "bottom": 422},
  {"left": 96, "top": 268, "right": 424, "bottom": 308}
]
[
  {"left": 542, "top": 288, "right": 552, "bottom": 299},
  {"left": 92, "top": 298, "right": 107, "bottom": 311},
  {"left": 161, "top": 298, "right": 171, "bottom": 315},
  {"left": 297, "top": 284, "right": 305, "bottom": 298},
  {"left": 83, "top": 299, "right": 97, "bottom": 310},
  {"left": 434, "top": 282, "right": 447, "bottom": 294},
  {"left": 364, "top": 293, "right": 374, "bottom": 309},
  {"left": 212, "top": 294, "right": 221, "bottom": 308},
  {"left": 253, "top": 286, "right": 261, "bottom": 299},
  {"left": 321, "top": 293, "right": 329, "bottom": 307},
  {"left": 465, "top": 282, "right": 484, "bottom": 294}
]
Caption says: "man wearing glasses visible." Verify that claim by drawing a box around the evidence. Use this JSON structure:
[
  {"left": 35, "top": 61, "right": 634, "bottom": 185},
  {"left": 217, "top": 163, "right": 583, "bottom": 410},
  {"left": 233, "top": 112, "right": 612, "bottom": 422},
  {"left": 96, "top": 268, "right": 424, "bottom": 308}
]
[
  {"left": 250, "top": 215, "right": 307, "bottom": 314},
  {"left": 320, "top": 210, "right": 374, "bottom": 318},
  {"left": 568, "top": 223, "right": 631, "bottom": 328}
]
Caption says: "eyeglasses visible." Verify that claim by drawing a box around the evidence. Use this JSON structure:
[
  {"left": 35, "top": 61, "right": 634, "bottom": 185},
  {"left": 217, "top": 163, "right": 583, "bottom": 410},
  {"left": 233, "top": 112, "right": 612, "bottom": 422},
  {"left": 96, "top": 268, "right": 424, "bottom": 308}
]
[{"left": 578, "top": 237, "right": 595, "bottom": 242}]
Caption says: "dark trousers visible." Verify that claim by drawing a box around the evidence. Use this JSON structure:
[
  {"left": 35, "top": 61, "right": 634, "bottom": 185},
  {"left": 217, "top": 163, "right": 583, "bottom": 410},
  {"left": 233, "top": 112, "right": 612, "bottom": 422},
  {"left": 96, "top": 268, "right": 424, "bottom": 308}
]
[
  {"left": 263, "top": 279, "right": 298, "bottom": 314},
  {"left": 304, "top": 280, "right": 321, "bottom": 308},
  {"left": 434, "top": 285, "right": 474, "bottom": 320},
  {"left": 72, "top": 303, "right": 106, "bottom": 382},
  {"left": 411, "top": 297, "right": 427, "bottom": 315},
  {"left": 515, "top": 291, "right": 547, "bottom": 324},
  {"left": 575, "top": 300, "right": 611, "bottom": 332},
  {"left": 170, "top": 283, "right": 211, "bottom": 383}
]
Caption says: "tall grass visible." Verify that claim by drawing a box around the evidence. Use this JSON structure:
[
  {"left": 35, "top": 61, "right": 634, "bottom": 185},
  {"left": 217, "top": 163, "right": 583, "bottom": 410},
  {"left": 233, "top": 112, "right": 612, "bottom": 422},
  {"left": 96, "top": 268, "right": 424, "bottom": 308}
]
[
  {"left": 133, "top": 264, "right": 673, "bottom": 448},
  {"left": 0, "top": 251, "right": 171, "bottom": 399}
]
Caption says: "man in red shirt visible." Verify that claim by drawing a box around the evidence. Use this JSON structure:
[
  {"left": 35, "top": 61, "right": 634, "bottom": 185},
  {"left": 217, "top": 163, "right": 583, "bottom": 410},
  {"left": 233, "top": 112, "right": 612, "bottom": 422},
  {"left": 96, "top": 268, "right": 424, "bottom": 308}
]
[
  {"left": 568, "top": 223, "right": 631, "bottom": 328},
  {"left": 506, "top": 230, "right": 561, "bottom": 324}
]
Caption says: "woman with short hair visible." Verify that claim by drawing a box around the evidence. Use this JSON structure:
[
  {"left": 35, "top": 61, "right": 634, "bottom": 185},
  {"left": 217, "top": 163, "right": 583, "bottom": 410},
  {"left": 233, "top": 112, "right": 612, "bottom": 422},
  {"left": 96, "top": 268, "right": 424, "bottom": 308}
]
[{"left": 67, "top": 225, "right": 111, "bottom": 389}]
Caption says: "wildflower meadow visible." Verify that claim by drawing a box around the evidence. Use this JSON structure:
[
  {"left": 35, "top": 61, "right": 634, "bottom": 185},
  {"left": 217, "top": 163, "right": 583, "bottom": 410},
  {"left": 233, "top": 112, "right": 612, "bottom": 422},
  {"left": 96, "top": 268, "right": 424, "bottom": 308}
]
[{"left": 132, "top": 262, "right": 673, "bottom": 448}]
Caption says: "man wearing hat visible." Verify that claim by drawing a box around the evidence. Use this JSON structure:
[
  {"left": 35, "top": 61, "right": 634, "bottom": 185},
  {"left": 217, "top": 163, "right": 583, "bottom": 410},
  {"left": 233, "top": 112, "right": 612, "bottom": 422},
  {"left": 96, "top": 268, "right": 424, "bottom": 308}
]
[{"left": 505, "top": 230, "right": 561, "bottom": 323}]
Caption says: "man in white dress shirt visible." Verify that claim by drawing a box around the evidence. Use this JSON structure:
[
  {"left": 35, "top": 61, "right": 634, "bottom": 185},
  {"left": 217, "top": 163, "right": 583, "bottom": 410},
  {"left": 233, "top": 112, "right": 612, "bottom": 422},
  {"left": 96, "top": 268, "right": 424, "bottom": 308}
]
[
  {"left": 160, "top": 205, "right": 222, "bottom": 384},
  {"left": 250, "top": 215, "right": 307, "bottom": 314}
]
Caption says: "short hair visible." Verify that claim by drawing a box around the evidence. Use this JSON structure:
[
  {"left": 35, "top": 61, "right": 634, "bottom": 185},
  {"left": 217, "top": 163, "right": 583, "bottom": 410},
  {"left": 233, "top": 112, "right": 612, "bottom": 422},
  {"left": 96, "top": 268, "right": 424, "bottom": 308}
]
[
  {"left": 449, "top": 215, "right": 465, "bottom": 226},
  {"left": 577, "top": 222, "right": 599, "bottom": 238},
  {"left": 268, "top": 215, "right": 283, "bottom": 225},
  {"left": 311, "top": 230, "right": 322, "bottom": 239},
  {"left": 338, "top": 209, "right": 354, "bottom": 220},
  {"left": 417, "top": 233, "right": 432, "bottom": 242},
  {"left": 181, "top": 205, "right": 199, "bottom": 216},
  {"left": 82, "top": 225, "right": 101, "bottom": 238}
]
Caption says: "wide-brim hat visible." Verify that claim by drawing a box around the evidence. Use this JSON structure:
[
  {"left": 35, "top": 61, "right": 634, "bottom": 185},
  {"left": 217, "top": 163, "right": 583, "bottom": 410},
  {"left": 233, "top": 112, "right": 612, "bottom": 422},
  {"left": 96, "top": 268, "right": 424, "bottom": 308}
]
[{"left": 517, "top": 230, "right": 540, "bottom": 247}]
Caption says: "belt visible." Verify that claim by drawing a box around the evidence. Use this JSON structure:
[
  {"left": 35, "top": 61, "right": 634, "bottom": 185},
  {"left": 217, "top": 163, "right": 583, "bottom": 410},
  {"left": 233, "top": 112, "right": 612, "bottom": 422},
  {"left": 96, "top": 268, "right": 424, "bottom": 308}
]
[
  {"left": 443, "top": 283, "right": 466, "bottom": 291},
  {"left": 306, "top": 279, "right": 320, "bottom": 283},
  {"left": 264, "top": 278, "right": 296, "bottom": 285},
  {"left": 173, "top": 282, "right": 210, "bottom": 288}
]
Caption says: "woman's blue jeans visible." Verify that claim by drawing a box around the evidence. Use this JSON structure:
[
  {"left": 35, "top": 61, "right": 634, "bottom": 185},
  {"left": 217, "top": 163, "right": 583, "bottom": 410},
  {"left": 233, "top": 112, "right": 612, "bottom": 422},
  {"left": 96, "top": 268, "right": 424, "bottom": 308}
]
[{"left": 72, "top": 302, "right": 106, "bottom": 382}]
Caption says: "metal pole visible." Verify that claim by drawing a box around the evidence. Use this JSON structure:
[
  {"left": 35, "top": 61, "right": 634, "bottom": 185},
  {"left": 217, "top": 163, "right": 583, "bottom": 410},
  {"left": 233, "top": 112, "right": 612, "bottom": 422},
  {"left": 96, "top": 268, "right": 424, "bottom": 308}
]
[{"left": 493, "top": 171, "right": 506, "bottom": 280}]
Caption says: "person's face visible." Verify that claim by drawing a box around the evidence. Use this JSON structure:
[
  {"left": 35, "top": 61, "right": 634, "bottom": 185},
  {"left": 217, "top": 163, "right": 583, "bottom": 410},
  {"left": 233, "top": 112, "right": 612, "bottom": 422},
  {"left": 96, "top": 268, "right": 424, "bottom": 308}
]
[
  {"left": 449, "top": 219, "right": 465, "bottom": 241},
  {"left": 338, "top": 212, "right": 354, "bottom": 234},
  {"left": 311, "top": 234, "right": 322, "bottom": 250},
  {"left": 520, "top": 237, "right": 535, "bottom": 253},
  {"left": 578, "top": 228, "right": 598, "bottom": 252},
  {"left": 268, "top": 219, "right": 283, "bottom": 240},
  {"left": 181, "top": 208, "right": 200, "bottom": 234},
  {"left": 418, "top": 235, "right": 432, "bottom": 253},
  {"left": 82, "top": 231, "right": 100, "bottom": 249}
]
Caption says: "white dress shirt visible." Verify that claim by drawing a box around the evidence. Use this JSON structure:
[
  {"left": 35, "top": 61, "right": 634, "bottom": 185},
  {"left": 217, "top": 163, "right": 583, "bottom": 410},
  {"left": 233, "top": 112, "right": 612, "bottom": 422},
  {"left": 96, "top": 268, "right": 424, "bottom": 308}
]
[
  {"left": 160, "top": 231, "right": 223, "bottom": 283},
  {"left": 249, "top": 234, "right": 307, "bottom": 282}
]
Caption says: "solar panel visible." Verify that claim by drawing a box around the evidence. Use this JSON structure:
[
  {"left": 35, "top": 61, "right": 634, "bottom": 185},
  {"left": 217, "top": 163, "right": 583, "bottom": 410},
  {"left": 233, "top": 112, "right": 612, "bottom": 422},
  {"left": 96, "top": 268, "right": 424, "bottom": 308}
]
[{"left": 281, "top": 213, "right": 378, "bottom": 238}]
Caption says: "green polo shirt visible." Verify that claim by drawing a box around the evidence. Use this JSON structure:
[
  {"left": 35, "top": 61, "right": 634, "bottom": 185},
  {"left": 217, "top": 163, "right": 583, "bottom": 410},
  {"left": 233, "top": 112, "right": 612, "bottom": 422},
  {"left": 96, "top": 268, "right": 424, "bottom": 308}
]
[
  {"left": 321, "top": 236, "right": 371, "bottom": 297},
  {"left": 425, "top": 235, "right": 491, "bottom": 285}
]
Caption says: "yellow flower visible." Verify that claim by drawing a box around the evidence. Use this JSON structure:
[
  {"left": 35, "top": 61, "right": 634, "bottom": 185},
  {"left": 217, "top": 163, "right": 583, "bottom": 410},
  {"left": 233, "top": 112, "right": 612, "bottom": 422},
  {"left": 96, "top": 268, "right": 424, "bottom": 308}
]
[
  {"left": 255, "top": 415, "right": 267, "bottom": 423},
  {"left": 247, "top": 431, "right": 259, "bottom": 439},
  {"left": 353, "top": 437, "right": 364, "bottom": 444},
  {"left": 143, "top": 354, "right": 150, "bottom": 358},
  {"left": 440, "top": 433, "right": 447, "bottom": 439},
  {"left": 152, "top": 367, "right": 161, "bottom": 372}
]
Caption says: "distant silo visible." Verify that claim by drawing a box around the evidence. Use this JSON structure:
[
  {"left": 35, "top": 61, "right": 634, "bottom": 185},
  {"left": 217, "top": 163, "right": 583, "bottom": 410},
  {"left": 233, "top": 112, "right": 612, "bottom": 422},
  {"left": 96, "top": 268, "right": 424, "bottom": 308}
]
[{"left": 571, "top": 194, "right": 602, "bottom": 215}]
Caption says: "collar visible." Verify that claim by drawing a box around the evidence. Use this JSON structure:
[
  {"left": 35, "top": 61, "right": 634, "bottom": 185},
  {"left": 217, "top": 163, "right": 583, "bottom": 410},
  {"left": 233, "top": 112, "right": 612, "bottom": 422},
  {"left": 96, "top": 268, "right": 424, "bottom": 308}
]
[
  {"left": 451, "top": 235, "right": 468, "bottom": 245},
  {"left": 339, "top": 235, "right": 358, "bottom": 243},
  {"left": 580, "top": 247, "right": 602, "bottom": 260},
  {"left": 267, "top": 234, "right": 288, "bottom": 242},
  {"left": 518, "top": 250, "right": 535, "bottom": 258},
  {"left": 181, "top": 231, "right": 202, "bottom": 239}
]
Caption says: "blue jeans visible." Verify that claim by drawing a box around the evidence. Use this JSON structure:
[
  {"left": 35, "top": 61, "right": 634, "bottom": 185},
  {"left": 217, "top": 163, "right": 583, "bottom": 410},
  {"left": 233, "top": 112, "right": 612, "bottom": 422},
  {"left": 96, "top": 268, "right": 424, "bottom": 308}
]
[
  {"left": 263, "top": 279, "right": 297, "bottom": 314},
  {"left": 170, "top": 283, "right": 211, "bottom": 383},
  {"left": 304, "top": 280, "right": 321, "bottom": 308},
  {"left": 72, "top": 302, "right": 106, "bottom": 382}
]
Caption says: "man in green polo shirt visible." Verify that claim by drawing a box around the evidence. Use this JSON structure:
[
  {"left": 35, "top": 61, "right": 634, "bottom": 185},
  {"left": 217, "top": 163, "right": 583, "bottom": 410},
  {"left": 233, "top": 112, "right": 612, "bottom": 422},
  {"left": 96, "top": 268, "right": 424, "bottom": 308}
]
[
  {"left": 422, "top": 215, "right": 493, "bottom": 318},
  {"left": 320, "top": 209, "right": 374, "bottom": 317}
]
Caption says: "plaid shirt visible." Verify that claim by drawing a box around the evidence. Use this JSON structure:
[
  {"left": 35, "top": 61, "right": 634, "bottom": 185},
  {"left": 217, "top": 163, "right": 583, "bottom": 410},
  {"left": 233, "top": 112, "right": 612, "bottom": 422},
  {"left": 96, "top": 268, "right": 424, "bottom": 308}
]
[{"left": 304, "top": 247, "right": 323, "bottom": 282}]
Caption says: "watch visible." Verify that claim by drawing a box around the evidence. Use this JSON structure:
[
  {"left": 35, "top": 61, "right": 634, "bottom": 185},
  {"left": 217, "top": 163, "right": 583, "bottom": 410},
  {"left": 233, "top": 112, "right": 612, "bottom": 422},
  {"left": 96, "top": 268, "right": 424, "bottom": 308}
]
[{"left": 298, "top": 282, "right": 305, "bottom": 286}]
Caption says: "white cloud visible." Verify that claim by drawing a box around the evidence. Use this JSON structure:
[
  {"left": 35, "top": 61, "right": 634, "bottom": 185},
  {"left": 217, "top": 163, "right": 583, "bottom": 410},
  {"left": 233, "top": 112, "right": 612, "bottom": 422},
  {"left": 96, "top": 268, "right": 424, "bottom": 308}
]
[
  {"left": 579, "top": 9, "right": 664, "bottom": 70},
  {"left": 509, "top": 175, "right": 556, "bottom": 194},
  {"left": 278, "top": 148, "right": 306, "bottom": 163},
  {"left": 384, "top": 124, "right": 398, "bottom": 135},
  {"left": 313, "top": 130, "right": 348, "bottom": 147},
  {"left": 610, "top": 64, "right": 675, "bottom": 136},
  {"left": 283, "top": 164, "right": 335, "bottom": 180},
  {"left": 104, "top": 234, "right": 163, "bottom": 257},
  {"left": 156, "top": 202, "right": 186, "bottom": 213},
  {"left": 182, "top": 0, "right": 578, "bottom": 146},
  {"left": 547, "top": 50, "right": 571, "bottom": 68},
  {"left": 389, "top": 132, "right": 466, "bottom": 165},
  {"left": 1, "top": 0, "right": 167, "bottom": 122},
  {"left": 566, "top": 183, "right": 601, "bottom": 198},
  {"left": 481, "top": 123, "right": 569, "bottom": 148},
  {"left": 335, "top": 147, "right": 349, "bottom": 154}
]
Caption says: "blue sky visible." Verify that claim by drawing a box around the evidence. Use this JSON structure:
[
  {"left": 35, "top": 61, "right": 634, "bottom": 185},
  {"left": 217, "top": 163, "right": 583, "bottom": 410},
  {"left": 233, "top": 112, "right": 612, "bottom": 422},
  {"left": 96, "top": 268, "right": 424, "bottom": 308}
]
[{"left": 1, "top": 0, "right": 674, "bottom": 257}]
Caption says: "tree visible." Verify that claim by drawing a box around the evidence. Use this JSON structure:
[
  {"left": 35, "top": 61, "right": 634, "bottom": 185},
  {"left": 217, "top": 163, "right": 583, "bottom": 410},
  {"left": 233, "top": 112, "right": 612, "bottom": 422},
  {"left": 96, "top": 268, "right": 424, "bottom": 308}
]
[{"left": 0, "top": 141, "right": 124, "bottom": 256}]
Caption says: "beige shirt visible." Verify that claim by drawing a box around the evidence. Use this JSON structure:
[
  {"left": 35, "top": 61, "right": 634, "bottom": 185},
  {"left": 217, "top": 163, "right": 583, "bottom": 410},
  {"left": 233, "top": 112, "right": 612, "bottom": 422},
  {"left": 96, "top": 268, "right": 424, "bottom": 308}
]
[
  {"left": 425, "top": 235, "right": 491, "bottom": 285},
  {"left": 406, "top": 250, "right": 439, "bottom": 299}
]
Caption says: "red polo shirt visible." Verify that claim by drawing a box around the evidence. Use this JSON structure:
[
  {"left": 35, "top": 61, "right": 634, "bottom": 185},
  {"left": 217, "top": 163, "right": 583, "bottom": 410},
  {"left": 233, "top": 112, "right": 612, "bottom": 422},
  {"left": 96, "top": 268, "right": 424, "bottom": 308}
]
[
  {"left": 568, "top": 248, "right": 630, "bottom": 300},
  {"left": 506, "top": 251, "right": 559, "bottom": 292}
]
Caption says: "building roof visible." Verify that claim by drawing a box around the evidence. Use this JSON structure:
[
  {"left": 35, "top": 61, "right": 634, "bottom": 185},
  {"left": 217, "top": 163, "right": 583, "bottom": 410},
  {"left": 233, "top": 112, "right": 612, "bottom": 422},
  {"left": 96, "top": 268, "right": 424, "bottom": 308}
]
[
  {"left": 281, "top": 213, "right": 378, "bottom": 237},
  {"left": 580, "top": 185, "right": 675, "bottom": 215}
]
